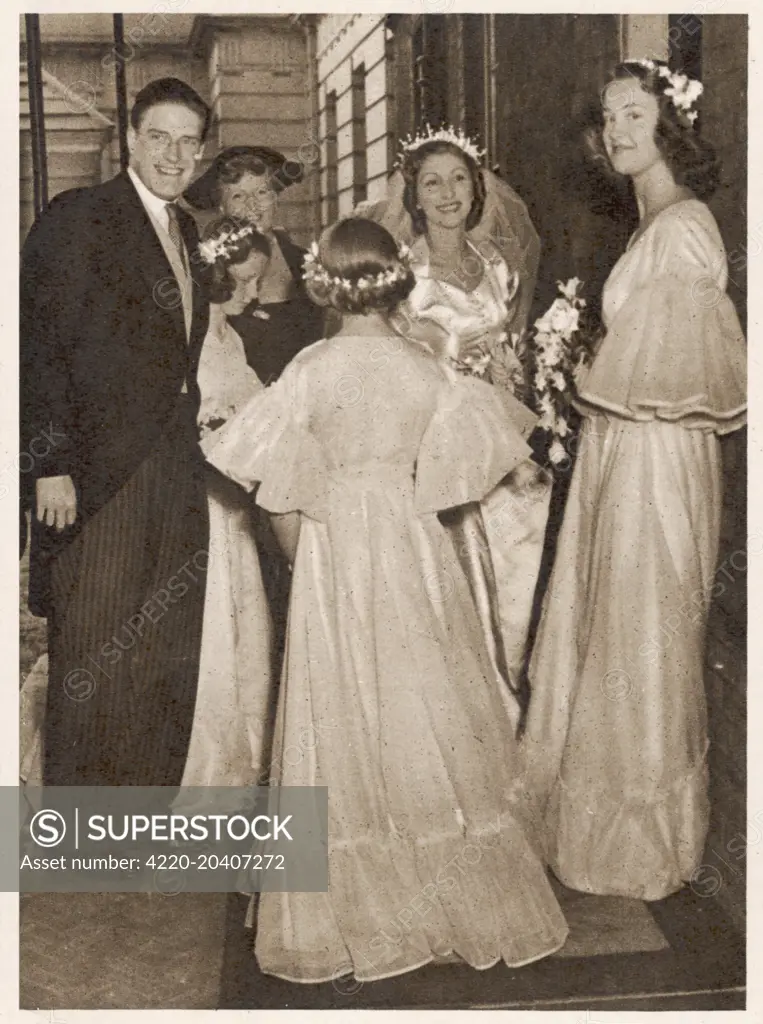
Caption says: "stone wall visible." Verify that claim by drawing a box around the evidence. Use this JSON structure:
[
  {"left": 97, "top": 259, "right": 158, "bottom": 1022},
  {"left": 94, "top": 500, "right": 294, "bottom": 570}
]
[
  {"left": 315, "top": 15, "right": 391, "bottom": 224},
  {"left": 195, "top": 16, "right": 316, "bottom": 245}
]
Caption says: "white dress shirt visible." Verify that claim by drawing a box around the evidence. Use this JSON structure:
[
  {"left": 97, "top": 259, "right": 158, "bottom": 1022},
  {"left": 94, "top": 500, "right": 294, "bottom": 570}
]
[{"left": 128, "top": 166, "right": 172, "bottom": 232}]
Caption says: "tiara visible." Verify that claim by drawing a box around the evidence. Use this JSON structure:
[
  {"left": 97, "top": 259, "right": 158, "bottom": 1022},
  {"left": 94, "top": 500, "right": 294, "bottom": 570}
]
[
  {"left": 303, "top": 241, "right": 411, "bottom": 292},
  {"left": 198, "top": 222, "right": 258, "bottom": 264},
  {"left": 398, "top": 124, "right": 485, "bottom": 164},
  {"left": 632, "top": 59, "right": 703, "bottom": 124}
]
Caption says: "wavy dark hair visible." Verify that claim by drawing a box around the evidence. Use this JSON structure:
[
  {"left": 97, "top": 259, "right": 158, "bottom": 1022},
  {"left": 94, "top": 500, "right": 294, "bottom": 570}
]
[
  {"left": 201, "top": 216, "right": 271, "bottom": 304},
  {"left": 304, "top": 218, "right": 415, "bottom": 315},
  {"left": 131, "top": 77, "right": 211, "bottom": 142},
  {"left": 400, "top": 140, "right": 487, "bottom": 234},
  {"left": 585, "top": 61, "right": 720, "bottom": 200}
]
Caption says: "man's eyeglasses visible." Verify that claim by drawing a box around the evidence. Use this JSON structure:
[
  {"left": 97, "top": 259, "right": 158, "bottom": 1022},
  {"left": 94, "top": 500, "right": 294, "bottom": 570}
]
[{"left": 141, "top": 129, "right": 202, "bottom": 156}]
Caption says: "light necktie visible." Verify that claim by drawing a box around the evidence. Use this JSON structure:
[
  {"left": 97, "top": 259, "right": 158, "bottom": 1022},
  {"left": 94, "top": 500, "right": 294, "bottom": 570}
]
[
  {"left": 165, "top": 203, "right": 188, "bottom": 273},
  {"left": 166, "top": 203, "right": 191, "bottom": 379}
]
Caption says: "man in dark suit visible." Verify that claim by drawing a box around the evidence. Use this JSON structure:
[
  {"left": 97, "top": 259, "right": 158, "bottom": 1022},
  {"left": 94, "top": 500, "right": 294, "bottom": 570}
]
[{"left": 20, "top": 78, "right": 212, "bottom": 785}]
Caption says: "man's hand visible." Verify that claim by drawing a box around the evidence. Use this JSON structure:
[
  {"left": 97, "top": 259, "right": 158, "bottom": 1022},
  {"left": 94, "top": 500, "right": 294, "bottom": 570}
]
[{"left": 36, "top": 475, "right": 77, "bottom": 531}]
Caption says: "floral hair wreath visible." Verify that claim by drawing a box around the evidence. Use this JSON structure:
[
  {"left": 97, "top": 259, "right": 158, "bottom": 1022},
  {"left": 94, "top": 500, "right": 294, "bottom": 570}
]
[
  {"left": 302, "top": 240, "right": 412, "bottom": 293},
  {"left": 632, "top": 58, "right": 703, "bottom": 125},
  {"left": 397, "top": 124, "right": 486, "bottom": 166},
  {"left": 198, "top": 222, "right": 258, "bottom": 265}
]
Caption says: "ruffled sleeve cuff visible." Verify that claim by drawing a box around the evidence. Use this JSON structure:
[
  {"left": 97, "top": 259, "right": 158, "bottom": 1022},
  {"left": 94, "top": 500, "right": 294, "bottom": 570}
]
[
  {"left": 415, "top": 373, "right": 538, "bottom": 513},
  {"left": 201, "top": 367, "right": 330, "bottom": 520},
  {"left": 575, "top": 274, "right": 747, "bottom": 435}
]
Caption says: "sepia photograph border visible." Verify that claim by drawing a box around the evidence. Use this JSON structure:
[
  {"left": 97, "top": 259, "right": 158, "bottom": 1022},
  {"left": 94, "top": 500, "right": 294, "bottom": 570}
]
[{"left": 4, "top": 0, "right": 760, "bottom": 1021}]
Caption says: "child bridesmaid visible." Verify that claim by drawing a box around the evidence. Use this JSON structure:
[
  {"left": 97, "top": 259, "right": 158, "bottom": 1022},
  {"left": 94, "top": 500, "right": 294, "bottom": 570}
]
[{"left": 204, "top": 217, "right": 568, "bottom": 983}]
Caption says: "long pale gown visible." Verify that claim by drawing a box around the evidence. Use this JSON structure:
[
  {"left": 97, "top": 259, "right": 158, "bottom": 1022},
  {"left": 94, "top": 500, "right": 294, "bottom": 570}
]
[
  {"left": 522, "top": 199, "right": 747, "bottom": 900},
  {"left": 20, "top": 306, "right": 276, "bottom": 791},
  {"left": 182, "top": 305, "right": 276, "bottom": 789},
  {"left": 204, "top": 332, "right": 569, "bottom": 983},
  {"left": 394, "top": 237, "right": 552, "bottom": 724}
]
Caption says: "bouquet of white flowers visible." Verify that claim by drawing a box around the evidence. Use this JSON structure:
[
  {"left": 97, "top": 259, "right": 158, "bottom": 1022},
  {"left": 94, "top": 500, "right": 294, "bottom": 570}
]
[
  {"left": 444, "top": 276, "right": 598, "bottom": 469},
  {"left": 527, "top": 277, "right": 595, "bottom": 465}
]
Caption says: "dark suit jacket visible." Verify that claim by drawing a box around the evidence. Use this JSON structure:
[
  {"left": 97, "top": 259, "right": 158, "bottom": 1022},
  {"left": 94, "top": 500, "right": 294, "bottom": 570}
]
[{"left": 20, "top": 171, "right": 210, "bottom": 611}]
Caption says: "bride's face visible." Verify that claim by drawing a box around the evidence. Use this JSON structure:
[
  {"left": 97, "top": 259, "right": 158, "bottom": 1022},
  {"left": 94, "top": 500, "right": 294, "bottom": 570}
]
[{"left": 416, "top": 151, "right": 474, "bottom": 231}]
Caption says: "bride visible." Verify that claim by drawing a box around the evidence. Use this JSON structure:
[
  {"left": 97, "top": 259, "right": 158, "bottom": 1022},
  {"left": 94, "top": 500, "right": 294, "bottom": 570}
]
[
  {"left": 21, "top": 216, "right": 277, "bottom": 790},
  {"left": 357, "top": 126, "right": 550, "bottom": 725}
]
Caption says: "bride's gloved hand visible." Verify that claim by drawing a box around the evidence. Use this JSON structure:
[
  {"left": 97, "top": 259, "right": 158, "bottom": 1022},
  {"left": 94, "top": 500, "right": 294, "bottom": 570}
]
[{"left": 504, "top": 270, "right": 520, "bottom": 307}]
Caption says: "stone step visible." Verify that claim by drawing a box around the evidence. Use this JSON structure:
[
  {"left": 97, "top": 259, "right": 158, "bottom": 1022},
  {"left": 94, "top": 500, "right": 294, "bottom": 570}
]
[
  {"left": 20, "top": 65, "right": 113, "bottom": 127},
  {"left": 20, "top": 114, "right": 112, "bottom": 136},
  {"left": 20, "top": 130, "right": 113, "bottom": 152}
]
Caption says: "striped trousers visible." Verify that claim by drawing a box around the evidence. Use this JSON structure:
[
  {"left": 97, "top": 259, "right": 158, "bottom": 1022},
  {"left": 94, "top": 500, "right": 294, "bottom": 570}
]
[{"left": 43, "top": 400, "right": 209, "bottom": 786}]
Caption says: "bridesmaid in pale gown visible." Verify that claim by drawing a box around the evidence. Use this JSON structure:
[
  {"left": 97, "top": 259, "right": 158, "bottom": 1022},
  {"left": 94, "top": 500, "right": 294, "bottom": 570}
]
[
  {"left": 182, "top": 216, "right": 276, "bottom": 790},
  {"left": 522, "top": 61, "right": 747, "bottom": 900},
  {"left": 204, "top": 218, "right": 569, "bottom": 983},
  {"left": 357, "top": 130, "right": 550, "bottom": 725}
]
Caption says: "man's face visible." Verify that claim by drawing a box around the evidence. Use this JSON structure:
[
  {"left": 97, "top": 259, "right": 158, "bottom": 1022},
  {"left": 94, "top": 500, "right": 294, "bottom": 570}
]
[{"left": 127, "top": 102, "right": 205, "bottom": 201}]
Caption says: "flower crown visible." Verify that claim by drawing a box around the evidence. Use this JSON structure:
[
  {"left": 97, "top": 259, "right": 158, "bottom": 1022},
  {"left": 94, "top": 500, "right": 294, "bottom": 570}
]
[
  {"left": 632, "top": 59, "right": 703, "bottom": 125},
  {"left": 198, "top": 222, "right": 258, "bottom": 264},
  {"left": 398, "top": 124, "right": 485, "bottom": 165},
  {"left": 303, "top": 241, "right": 411, "bottom": 293}
]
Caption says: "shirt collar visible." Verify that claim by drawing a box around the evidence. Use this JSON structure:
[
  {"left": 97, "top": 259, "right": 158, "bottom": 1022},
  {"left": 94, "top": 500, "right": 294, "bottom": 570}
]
[{"left": 127, "top": 167, "right": 171, "bottom": 226}]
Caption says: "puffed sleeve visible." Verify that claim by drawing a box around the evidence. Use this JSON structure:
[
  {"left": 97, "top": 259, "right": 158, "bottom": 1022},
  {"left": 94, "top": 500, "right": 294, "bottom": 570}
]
[
  {"left": 576, "top": 203, "right": 746, "bottom": 434},
  {"left": 415, "top": 373, "right": 539, "bottom": 513},
  {"left": 201, "top": 356, "right": 330, "bottom": 520}
]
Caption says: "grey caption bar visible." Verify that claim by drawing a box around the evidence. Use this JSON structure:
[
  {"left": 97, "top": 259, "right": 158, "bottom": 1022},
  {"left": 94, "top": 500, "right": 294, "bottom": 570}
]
[{"left": 9, "top": 786, "right": 328, "bottom": 894}]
